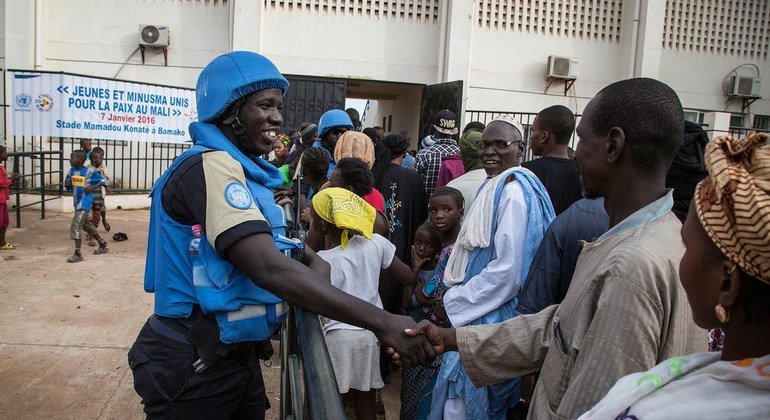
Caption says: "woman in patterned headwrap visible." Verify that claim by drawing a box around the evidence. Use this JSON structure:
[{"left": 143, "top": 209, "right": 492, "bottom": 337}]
[{"left": 580, "top": 131, "right": 770, "bottom": 419}]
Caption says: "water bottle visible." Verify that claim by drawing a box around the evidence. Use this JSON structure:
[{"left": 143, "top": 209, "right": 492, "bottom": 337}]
[{"left": 190, "top": 224, "right": 208, "bottom": 287}]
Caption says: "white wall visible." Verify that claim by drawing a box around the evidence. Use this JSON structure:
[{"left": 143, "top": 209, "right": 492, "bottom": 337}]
[
  {"left": 261, "top": 8, "right": 440, "bottom": 84},
  {"left": 660, "top": 51, "right": 770, "bottom": 116},
  {"left": 40, "top": 0, "right": 229, "bottom": 88}
]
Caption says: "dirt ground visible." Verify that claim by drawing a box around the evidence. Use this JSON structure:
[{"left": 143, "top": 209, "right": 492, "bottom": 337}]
[{"left": 0, "top": 209, "right": 401, "bottom": 419}]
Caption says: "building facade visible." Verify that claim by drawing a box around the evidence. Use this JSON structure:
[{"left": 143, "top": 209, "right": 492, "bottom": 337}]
[{"left": 2, "top": 0, "right": 768, "bottom": 147}]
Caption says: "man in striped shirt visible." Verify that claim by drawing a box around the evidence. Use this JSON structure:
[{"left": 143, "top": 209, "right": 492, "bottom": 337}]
[{"left": 415, "top": 109, "right": 461, "bottom": 198}]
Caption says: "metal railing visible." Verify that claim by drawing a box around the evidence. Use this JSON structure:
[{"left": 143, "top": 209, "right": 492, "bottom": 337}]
[
  {"left": 8, "top": 150, "right": 64, "bottom": 228},
  {"left": 6, "top": 135, "right": 190, "bottom": 193},
  {"left": 280, "top": 306, "right": 346, "bottom": 420},
  {"left": 465, "top": 110, "right": 582, "bottom": 162},
  {"left": 279, "top": 199, "right": 346, "bottom": 420}
]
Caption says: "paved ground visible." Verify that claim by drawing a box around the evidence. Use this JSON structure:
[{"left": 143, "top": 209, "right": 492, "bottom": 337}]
[{"left": 0, "top": 210, "right": 401, "bottom": 419}]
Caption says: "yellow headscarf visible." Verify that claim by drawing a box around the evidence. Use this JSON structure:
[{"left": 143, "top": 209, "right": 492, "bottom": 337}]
[
  {"left": 334, "top": 131, "right": 375, "bottom": 168},
  {"left": 312, "top": 187, "right": 376, "bottom": 249},
  {"left": 695, "top": 131, "right": 770, "bottom": 284}
]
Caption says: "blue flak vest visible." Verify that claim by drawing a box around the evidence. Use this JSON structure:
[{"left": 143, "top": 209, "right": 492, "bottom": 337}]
[{"left": 145, "top": 122, "right": 301, "bottom": 344}]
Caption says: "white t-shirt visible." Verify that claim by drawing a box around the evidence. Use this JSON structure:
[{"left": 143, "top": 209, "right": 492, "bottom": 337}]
[
  {"left": 446, "top": 169, "right": 487, "bottom": 211},
  {"left": 317, "top": 233, "right": 396, "bottom": 332}
]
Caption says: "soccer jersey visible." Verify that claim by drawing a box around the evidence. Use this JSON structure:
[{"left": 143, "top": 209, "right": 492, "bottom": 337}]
[{"left": 66, "top": 166, "right": 106, "bottom": 211}]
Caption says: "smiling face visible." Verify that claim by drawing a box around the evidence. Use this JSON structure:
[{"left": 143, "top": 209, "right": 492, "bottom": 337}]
[
  {"left": 573, "top": 97, "right": 609, "bottom": 199},
  {"left": 479, "top": 121, "right": 523, "bottom": 178},
  {"left": 428, "top": 195, "right": 463, "bottom": 232},
  {"left": 237, "top": 88, "right": 283, "bottom": 156}
]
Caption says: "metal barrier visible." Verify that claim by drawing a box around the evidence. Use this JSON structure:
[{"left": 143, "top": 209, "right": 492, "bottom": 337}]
[
  {"left": 6, "top": 135, "right": 190, "bottom": 193},
  {"left": 280, "top": 306, "right": 347, "bottom": 420},
  {"left": 8, "top": 150, "right": 64, "bottom": 228}
]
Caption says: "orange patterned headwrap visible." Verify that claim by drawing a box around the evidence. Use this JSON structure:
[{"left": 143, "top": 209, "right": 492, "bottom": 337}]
[{"left": 694, "top": 131, "right": 770, "bottom": 284}]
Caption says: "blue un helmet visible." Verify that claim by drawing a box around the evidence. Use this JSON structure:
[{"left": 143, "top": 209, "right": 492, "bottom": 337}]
[
  {"left": 196, "top": 51, "right": 289, "bottom": 123},
  {"left": 317, "top": 109, "right": 354, "bottom": 138}
]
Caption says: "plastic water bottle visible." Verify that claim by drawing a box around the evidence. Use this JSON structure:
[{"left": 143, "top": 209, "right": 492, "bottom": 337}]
[{"left": 190, "top": 224, "right": 207, "bottom": 287}]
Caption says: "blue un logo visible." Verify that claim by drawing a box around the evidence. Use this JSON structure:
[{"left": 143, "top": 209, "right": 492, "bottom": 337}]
[{"left": 16, "top": 94, "right": 32, "bottom": 108}]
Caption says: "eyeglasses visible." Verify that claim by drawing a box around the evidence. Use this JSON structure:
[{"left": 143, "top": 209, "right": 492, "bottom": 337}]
[
  {"left": 476, "top": 139, "right": 524, "bottom": 151},
  {"left": 330, "top": 128, "right": 348, "bottom": 136}
]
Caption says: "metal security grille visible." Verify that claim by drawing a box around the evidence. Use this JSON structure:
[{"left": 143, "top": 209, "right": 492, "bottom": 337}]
[
  {"left": 266, "top": 0, "right": 440, "bottom": 23},
  {"left": 476, "top": 0, "right": 623, "bottom": 42},
  {"left": 663, "top": 0, "right": 770, "bottom": 60}
]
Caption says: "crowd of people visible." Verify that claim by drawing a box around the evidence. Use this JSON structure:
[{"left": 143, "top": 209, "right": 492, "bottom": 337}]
[{"left": 118, "top": 51, "right": 769, "bottom": 420}]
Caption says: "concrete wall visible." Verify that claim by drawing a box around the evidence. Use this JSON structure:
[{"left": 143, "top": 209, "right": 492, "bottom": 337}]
[
  {"left": 260, "top": 6, "right": 440, "bottom": 84},
  {"left": 39, "top": 0, "right": 229, "bottom": 87},
  {"left": 3, "top": 0, "right": 769, "bottom": 154}
]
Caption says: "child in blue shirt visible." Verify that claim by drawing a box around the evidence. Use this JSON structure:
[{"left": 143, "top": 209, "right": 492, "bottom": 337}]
[{"left": 64, "top": 150, "right": 109, "bottom": 262}]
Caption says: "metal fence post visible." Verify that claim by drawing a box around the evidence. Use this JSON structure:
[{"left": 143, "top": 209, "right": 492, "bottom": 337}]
[
  {"left": 40, "top": 151, "right": 45, "bottom": 220},
  {"left": 14, "top": 156, "right": 21, "bottom": 228}
]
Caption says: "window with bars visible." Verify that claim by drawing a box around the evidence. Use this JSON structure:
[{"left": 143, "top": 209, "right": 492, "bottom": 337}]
[
  {"left": 663, "top": 0, "right": 769, "bottom": 60},
  {"left": 265, "top": 0, "right": 440, "bottom": 23},
  {"left": 476, "top": 0, "right": 623, "bottom": 43}
]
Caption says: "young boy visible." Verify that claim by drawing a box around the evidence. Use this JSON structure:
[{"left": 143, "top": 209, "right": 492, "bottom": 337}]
[
  {"left": 0, "top": 145, "right": 20, "bottom": 250},
  {"left": 80, "top": 139, "right": 92, "bottom": 166},
  {"left": 89, "top": 147, "right": 110, "bottom": 232},
  {"left": 65, "top": 150, "right": 109, "bottom": 262}
]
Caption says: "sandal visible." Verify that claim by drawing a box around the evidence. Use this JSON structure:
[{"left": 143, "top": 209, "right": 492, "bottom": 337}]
[
  {"left": 93, "top": 246, "right": 109, "bottom": 255},
  {"left": 67, "top": 253, "right": 83, "bottom": 263},
  {"left": 113, "top": 233, "right": 128, "bottom": 242},
  {"left": 0, "top": 243, "right": 15, "bottom": 250}
]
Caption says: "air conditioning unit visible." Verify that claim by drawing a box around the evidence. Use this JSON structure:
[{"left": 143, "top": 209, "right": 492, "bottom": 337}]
[
  {"left": 546, "top": 56, "right": 579, "bottom": 80},
  {"left": 728, "top": 76, "right": 761, "bottom": 98},
  {"left": 139, "top": 25, "right": 169, "bottom": 47}
]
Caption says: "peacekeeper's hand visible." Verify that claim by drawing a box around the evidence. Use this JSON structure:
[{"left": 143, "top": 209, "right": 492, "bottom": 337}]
[
  {"left": 376, "top": 314, "right": 435, "bottom": 368},
  {"left": 387, "top": 320, "right": 457, "bottom": 366}
]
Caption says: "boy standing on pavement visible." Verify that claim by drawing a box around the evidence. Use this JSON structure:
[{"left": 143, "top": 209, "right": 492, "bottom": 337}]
[{"left": 65, "top": 150, "right": 109, "bottom": 262}]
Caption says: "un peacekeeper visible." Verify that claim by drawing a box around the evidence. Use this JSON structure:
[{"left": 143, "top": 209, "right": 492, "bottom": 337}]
[{"left": 128, "top": 51, "right": 435, "bottom": 419}]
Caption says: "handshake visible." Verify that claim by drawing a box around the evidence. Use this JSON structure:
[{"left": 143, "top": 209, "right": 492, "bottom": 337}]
[{"left": 378, "top": 317, "right": 458, "bottom": 367}]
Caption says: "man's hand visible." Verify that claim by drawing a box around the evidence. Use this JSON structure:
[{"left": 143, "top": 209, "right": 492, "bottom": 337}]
[
  {"left": 387, "top": 320, "right": 457, "bottom": 365},
  {"left": 11, "top": 173, "right": 20, "bottom": 182},
  {"left": 376, "top": 314, "right": 435, "bottom": 368}
]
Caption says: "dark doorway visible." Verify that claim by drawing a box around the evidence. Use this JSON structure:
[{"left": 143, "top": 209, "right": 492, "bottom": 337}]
[
  {"left": 418, "top": 80, "right": 463, "bottom": 140},
  {"left": 282, "top": 76, "right": 347, "bottom": 131}
]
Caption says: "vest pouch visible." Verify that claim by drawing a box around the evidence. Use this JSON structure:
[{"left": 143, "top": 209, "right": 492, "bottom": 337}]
[
  {"left": 267, "top": 302, "right": 289, "bottom": 327},
  {"left": 215, "top": 304, "right": 275, "bottom": 344},
  {"left": 194, "top": 236, "right": 240, "bottom": 313}
]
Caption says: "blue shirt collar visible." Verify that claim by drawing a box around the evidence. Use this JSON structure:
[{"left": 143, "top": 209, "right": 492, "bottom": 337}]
[{"left": 597, "top": 190, "right": 674, "bottom": 240}]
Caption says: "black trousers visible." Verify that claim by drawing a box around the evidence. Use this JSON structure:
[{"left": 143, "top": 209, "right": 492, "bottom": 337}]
[{"left": 129, "top": 320, "right": 268, "bottom": 420}]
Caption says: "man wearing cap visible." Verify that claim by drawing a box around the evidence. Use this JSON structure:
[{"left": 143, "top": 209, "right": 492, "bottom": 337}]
[
  {"left": 129, "top": 51, "right": 434, "bottom": 419},
  {"left": 415, "top": 109, "right": 461, "bottom": 198},
  {"left": 314, "top": 109, "right": 354, "bottom": 159},
  {"left": 426, "top": 115, "right": 555, "bottom": 419}
]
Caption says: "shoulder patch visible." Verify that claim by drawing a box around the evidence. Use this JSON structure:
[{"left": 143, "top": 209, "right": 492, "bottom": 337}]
[{"left": 224, "top": 182, "right": 253, "bottom": 209}]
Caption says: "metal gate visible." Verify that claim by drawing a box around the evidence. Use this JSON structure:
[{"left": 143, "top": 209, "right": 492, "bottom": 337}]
[
  {"left": 418, "top": 80, "right": 463, "bottom": 141},
  {"left": 282, "top": 76, "right": 347, "bottom": 131}
]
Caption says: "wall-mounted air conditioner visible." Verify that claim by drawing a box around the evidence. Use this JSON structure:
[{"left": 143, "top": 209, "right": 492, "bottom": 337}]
[
  {"left": 139, "top": 25, "right": 169, "bottom": 47},
  {"left": 728, "top": 76, "right": 761, "bottom": 98},
  {"left": 547, "top": 56, "right": 579, "bottom": 80}
]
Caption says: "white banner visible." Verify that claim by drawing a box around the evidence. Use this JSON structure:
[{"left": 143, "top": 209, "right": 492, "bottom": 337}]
[{"left": 11, "top": 71, "right": 197, "bottom": 144}]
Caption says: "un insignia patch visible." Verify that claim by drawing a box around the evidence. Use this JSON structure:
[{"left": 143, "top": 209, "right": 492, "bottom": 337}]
[{"left": 224, "top": 182, "right": 252, "bottom": 209}]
